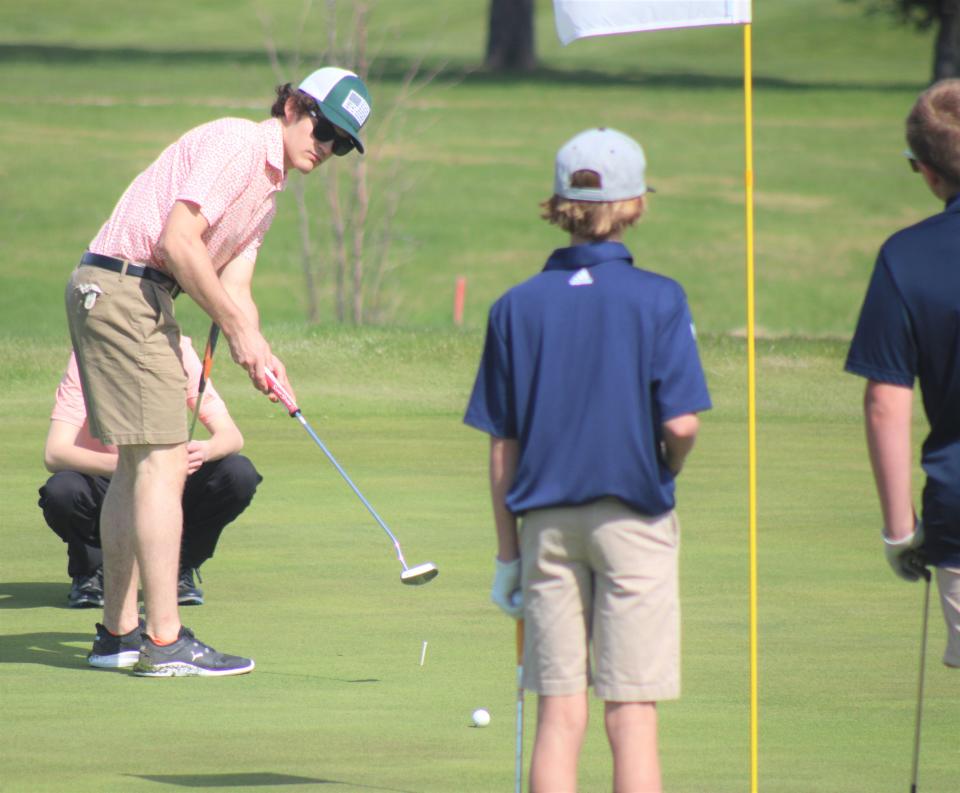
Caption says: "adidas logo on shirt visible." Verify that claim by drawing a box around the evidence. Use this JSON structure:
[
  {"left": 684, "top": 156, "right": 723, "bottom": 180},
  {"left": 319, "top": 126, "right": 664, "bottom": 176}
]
[{"left": 568, "top": 268, "right": 594, "bottom": 287}]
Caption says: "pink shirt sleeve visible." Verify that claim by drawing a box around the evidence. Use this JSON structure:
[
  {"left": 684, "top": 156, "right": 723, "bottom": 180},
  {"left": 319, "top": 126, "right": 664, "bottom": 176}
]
[
  {"left": 50, "top": 354, "right": 114, "bottom": 454},
  {"left": 89, "top": 117, "right": 284, "bottom": 272},
  {"left": 177, "top": 128, "right": 262, "bottom": 230},
  {"left": 50, "top": 354, "right": 88, "bottom": 427},
  {"left": 236, "top": 206, "right": 275, "bottom": 263}
]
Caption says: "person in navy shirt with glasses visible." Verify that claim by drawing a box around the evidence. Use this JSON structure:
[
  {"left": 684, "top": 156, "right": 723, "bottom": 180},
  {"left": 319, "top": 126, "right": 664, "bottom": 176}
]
[
  {"left": 846, "top": 79, "right": 960, "bottom": 670},
  {"left": 465, "top": 128, "right": 711, "bottom": 793}
]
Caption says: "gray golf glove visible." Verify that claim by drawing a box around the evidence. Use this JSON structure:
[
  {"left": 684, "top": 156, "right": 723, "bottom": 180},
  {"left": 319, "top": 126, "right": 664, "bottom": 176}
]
[
  {"left": 491, "top": 557, "right": 523, "bottom": 618},
  {"left": 882, "top": 521, "right": 926, "bottom": 582}
]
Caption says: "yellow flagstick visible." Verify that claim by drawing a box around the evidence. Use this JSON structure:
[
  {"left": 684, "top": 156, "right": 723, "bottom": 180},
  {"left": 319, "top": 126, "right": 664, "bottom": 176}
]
[{"left": 743, "top": 21, "right": 760, "bottom": 793}]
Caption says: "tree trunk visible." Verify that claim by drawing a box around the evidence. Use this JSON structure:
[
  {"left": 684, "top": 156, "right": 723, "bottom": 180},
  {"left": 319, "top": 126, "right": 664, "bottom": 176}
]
[
  {"left": 351, "top": 157, "right": 368, "bottom": 325},
  {"left": 293, "top": 179, "right": 320, "bottom": 324},
  {"left": 327, "top": 172, "right": 348, "bottom": 324},
  {"left": 933, "top": 1, "right": 960, "bottom": 81},
  {"left": 485, "top": 0, "right": 536, "bottom": 71}
]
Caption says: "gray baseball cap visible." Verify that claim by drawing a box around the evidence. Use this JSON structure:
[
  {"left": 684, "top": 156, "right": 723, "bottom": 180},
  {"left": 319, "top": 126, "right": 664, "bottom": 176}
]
[
  {"left": 299, "top": 67, "right": 372, "bottom": 153},
  {"left": 554, "top": 127, "right": 653, "bottom": 202}
]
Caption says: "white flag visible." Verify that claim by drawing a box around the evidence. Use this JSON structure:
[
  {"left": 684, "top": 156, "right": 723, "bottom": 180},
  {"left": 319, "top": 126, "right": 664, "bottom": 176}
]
[{"left": 554, "top": 0, "right": 751, "bottom": 45}]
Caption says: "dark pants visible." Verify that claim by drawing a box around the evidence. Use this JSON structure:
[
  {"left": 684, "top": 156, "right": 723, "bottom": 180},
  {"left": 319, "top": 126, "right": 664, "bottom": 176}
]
[{"left": 37, "top": 454, "right": 262, "bottom": 578}]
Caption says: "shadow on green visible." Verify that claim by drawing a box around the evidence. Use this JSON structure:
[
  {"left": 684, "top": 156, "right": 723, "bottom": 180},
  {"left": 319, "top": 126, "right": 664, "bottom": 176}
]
[
  {"left": 0, "top": 630, "right": 91, "bottom": 669},
  {"left": 0, "top": 581, "right": 72, "bottom": 609},
  {"left": 129, "top": 772, "right": 414, "bottom": 791},
  {"left": 0, "top": 43, "right": 923, "bottom": 93}
]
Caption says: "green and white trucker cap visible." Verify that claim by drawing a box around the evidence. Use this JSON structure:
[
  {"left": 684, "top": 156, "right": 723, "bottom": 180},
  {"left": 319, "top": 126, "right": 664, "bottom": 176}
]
[
  {"left": 299, "top": 67, "right": 372, "bottom": 154},
  {"left": 554, "top": 127, "right": 653, "bottom": 202}
]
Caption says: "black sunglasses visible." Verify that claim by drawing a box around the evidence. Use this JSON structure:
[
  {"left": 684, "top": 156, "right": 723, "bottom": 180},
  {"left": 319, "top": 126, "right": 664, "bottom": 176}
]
[{"left": 307, "top": 108, "right": 356, "bottom": 156}]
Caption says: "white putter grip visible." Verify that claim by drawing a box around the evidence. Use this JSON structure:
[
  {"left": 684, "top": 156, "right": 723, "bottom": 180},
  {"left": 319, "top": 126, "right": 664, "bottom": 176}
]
[{"left": 265, "top": 368, "right": 299, "bottom": 415}]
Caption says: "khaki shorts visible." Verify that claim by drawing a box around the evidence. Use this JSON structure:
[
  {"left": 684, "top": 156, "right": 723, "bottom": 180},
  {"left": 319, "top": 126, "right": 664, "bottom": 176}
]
[
  {"left": 65, "top": 264, "right": 187, "bottom": 446},
  {"left": 937, "top": 566, "right": 960, "bottom": 668},
  {"left": 519, "top": 498, "right": 680, "bottom": 702}
]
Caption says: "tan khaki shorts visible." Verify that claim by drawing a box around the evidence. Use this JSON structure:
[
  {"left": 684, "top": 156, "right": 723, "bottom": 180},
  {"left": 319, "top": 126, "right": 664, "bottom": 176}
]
[
  {"left": 937, "top": 566, "right": 960, "bottom": 668},
  {"left": 65, "top": 264, "right": 187, "bottom": 446},
  {"left": 519, "top": 498, "right": 680, "bottom": 702}
]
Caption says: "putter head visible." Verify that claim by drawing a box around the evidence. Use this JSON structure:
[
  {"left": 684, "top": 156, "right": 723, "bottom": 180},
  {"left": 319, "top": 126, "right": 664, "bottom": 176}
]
[{"left": 401, "top": 562, "right": 439, "bottom": 586}]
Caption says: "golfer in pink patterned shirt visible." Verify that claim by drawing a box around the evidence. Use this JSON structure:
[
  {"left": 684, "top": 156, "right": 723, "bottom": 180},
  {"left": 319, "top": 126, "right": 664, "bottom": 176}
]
[{"left": 65, "top": 67, "right": 372, "bottom": 677}]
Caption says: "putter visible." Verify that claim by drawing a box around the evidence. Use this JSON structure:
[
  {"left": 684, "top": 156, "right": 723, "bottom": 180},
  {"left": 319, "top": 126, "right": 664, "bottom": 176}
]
[
  {"left": 264, "top": 368, "right": 438, "bottom": 586},
  {"left": 515, "top": 618, "right": 525, "bottom": 793},
  {"left": 910, "top": 566, "right": 932, "bottom": 793},
  {"left": 188, "top": 323, "right": 220, "bottom": 440}
]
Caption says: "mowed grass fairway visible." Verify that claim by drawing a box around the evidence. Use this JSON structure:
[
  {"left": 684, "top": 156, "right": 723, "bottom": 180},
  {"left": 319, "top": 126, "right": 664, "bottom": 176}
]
[
  {"left": 1, "top": 1, "right": 959, "bottom": 792},
  {"left": 2, "top": 333, "right": 957, "bottom": 792}
]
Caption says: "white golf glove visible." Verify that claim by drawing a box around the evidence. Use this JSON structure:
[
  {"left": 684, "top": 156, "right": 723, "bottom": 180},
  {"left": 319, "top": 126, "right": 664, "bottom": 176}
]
[
  {"left": 882, "top": 520, "right": 926, "bottom": 582},
  {"left": 491, "top": 557, "right": 523, "bottom": 618}
]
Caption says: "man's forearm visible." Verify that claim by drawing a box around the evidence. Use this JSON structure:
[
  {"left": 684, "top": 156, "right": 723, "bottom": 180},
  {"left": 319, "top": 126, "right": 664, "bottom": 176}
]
[
  {"left": 864, "top": 381, "right": 915, "bottom": 540},
  {"left": 227, "top": 289, "right": 260, "bottom": 330},
  {"left": 156, "top": 202, "right": 251, "bottom": 337},
  {"left": 490, "top": 436, "right": 519, "bottom": 561},
  {"left": 201, "top": 419, "right": 244, "bottom": 462},
  {"left": 662, "top": 413, "right": 700, "bottom": 475},
  {"left": 46, "top": 446, "right": 117, "bottom": 477},
  {"left": 162, "top": 242, "right": 249, "bottom": 336}
]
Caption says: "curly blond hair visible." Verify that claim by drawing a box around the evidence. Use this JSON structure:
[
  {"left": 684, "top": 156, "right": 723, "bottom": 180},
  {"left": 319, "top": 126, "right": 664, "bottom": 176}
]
[
  {"left": 907, "top": 79, "right": 960, "bottom": 188},
  {"left": 540, "top": 170, "right": 645, "bottom": 240}
]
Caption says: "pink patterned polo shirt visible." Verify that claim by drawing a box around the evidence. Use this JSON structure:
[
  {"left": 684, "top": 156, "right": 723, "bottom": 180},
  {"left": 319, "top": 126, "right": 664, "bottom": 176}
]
[
  {"left": 89, "top": 117, "right": 287, "bottom": 273},
  {"left": 51, "top": 336, "right": 228, "bottom": 455}
]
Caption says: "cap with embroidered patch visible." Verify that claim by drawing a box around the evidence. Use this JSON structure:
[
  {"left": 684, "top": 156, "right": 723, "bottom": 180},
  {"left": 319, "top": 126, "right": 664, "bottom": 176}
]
[
  {"left": 554, "top": 127, "right": 654, "bottom": 202},
  {"left": 298, "top": 67, "right": 372, "bottom": 154}
]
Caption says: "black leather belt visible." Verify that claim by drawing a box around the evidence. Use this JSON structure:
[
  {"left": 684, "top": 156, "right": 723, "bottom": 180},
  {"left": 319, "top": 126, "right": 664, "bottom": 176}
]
[{"left": 79, "top": 252, "right": 182, "bottom": 298}]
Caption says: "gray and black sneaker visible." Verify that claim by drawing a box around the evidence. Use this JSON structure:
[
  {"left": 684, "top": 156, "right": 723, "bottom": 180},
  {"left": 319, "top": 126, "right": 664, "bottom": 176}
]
[
  {"left": 88, "top": 621, "right": 143, "bottom": 669},
  {"left": 177, "top": 567, "right": 204, "bottom": 606},
  {"left": 132, "top": 626, "right": 254, "bottom": 677},
  {"left": 68, "top": 566, "right": 104, "bottom": 609}
]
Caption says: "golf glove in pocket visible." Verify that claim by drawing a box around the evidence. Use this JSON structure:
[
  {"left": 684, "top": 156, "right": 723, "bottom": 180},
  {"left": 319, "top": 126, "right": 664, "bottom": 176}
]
[
  {"left": 883, "top": 521, "right": 926, "bottom": 582},
  {"left": 491, "top": 557, "right": 523, "bottom": 618}
]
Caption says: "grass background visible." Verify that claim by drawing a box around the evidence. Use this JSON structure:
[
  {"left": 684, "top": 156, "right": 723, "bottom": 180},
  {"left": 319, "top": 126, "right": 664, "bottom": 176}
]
[{"left": 1, "top": 1, "right": 958, "bottom": 791}]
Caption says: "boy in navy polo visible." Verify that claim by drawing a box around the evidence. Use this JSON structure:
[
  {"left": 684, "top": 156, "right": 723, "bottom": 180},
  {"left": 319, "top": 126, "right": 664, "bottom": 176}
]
[
  {"left": 846, "top": 79, "right": 960, "bottom": 670},
  {"left": 464, "top": 128, "right": 711, "bottom": 793}
]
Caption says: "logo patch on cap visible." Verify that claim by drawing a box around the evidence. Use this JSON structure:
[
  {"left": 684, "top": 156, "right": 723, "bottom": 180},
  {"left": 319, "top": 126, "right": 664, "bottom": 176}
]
[{"left": 342, "top": 90, "right": 371, "bottom": 126}]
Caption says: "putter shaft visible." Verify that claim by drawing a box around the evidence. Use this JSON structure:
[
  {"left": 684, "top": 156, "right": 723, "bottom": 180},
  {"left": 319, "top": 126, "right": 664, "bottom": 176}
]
[
  {"left": 515, "top": 618, "right": 525, "bottom": 793},
  {"left": 910, "top": 569, "right": 932, "bottom": 793},
  {"left": 292, "top": 412, "right": 409, "bottom": 568},
  {"left": 264, "top": 368, "right": 433, "bottom": 582}
]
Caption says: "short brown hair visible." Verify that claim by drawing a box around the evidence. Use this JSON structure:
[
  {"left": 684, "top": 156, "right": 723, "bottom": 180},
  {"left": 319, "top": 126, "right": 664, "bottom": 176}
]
[
  {"left": 540, "top": 170, "right": 645, "bottom": 240},
  {"left": 907, "top": 79, "right": 960, "bottom": 188},
  {"left": 270, "top": 83, "right": 316, "bottom": 119}
]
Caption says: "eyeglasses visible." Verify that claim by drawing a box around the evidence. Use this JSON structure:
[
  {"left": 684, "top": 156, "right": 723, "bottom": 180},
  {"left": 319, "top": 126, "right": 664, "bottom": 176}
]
[{"left": 307, "top": 108, "right": 356, "bottom": 157}]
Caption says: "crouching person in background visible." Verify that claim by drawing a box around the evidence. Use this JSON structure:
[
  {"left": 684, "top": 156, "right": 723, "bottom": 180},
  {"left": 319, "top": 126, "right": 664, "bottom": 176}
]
[{"left": 38, "top": 335, "right": 261, "bottom": 611}]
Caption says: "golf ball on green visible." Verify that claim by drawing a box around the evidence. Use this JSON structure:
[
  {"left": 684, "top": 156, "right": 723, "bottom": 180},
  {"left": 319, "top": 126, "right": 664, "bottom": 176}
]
[{"left": 471, "top": 708, "right": 491, "bottom": 727}]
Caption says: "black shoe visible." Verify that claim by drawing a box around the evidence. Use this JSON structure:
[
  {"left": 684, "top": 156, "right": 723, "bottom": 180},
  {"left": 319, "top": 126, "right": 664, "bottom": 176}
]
[
  {"left": 177, "top": 567, "right": 204, "bottom": 606},
  {"left": 88, "top": 621, "right": 143, "bottom": 669},
  {"left": 132, "top": 626, "right": 255, "bottom": 677},
  {"left": 68, "top": 567, "right": 104, "bottom": 609}
]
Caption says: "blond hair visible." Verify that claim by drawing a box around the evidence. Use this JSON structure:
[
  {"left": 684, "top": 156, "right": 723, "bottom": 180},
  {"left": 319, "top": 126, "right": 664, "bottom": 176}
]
[
  {"left": 540, "top": 170, "right": 645, "bottom": 240},
  {"left": 907, "top": 79, "right": 960, "bottom": 188}
]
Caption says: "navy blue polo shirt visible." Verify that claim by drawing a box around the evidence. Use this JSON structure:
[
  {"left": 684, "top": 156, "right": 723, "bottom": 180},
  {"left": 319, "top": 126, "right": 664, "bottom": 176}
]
[
  {"left": 464, "top": 241, "right": 712, "bottom": 517},
  {"left": 846, "top": 194, "right": 960, "bottom": 565}
]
